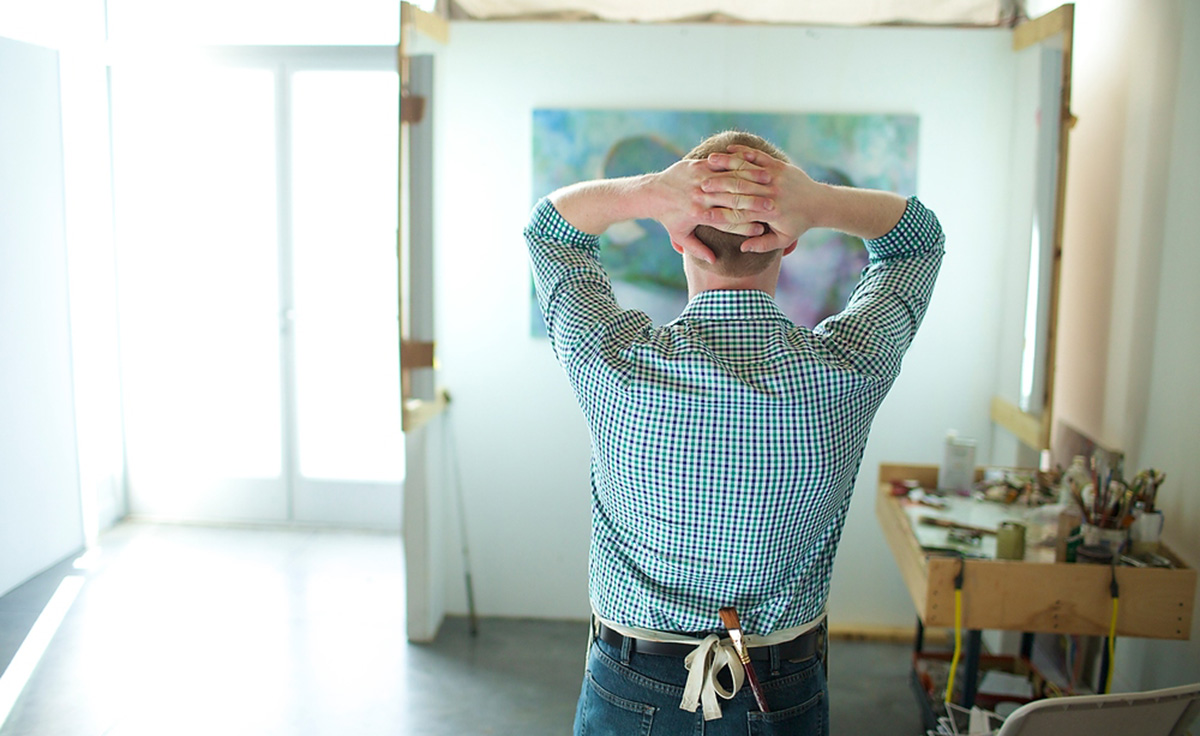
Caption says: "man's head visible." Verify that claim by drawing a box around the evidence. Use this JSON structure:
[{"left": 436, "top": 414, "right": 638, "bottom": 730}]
[{"left": 682, "top": 131, "right": 791, "bottom": 278}]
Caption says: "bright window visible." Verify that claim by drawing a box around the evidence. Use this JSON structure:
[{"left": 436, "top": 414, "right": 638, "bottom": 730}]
[
  {"left": 291, "top": 70, "right": 403, "bottom": 482},
  {"left": 113, "top": 62, "right": 283, "bottom": 481}
]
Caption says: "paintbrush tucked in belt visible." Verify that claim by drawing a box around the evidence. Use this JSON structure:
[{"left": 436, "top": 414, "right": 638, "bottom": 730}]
[{"left": 719, "top": 607, "right": 769, "bottom": 713}]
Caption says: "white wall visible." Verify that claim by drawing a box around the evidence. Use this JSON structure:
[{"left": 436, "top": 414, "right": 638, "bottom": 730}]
[
  {"left": 2, "top": 0, "right": 126, "bottom": 556},
  {"left": 1031, "top": 0, "right": 1200, "bottom": 690},
  {"left": 428, "top": 21, "right": 1020, "bottom": 625},
  {"left": 0, "top": 36, "right": 86, "bottom": 597},
  {"left": 1124, "top": 1, "right": 1200, "bottom": 687}
]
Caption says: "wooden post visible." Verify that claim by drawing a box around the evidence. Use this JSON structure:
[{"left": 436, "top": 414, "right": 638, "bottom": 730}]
[{"left": 396, "top": 2, "right": 449, "bottom": 433}]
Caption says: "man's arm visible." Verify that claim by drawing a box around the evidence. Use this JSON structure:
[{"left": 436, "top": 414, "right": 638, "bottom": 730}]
[
  {"left": 707, "top": 144, "right": 945, "bottom": 375},
  {"left": 806, "top": 186, "right": 909, "bottom": 242},
  {"left": 822, "top": 196, "right": 944, "bottom": 376}
]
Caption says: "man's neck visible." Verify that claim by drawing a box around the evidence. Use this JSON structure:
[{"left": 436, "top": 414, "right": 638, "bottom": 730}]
[
  {"left": 685, "top": 271, "right": 777, "bottom": 300},
  {"left": 683, "top": 254, "right": 781, "bottom": 299}
]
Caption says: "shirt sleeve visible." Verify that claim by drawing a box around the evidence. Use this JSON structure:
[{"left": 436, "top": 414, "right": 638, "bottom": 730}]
[
  {"left": 525, "top": 197, "right": 643, "bottom": 370},
  {"left": 812, "top": 196, "right": 945, "bottom": 377}
]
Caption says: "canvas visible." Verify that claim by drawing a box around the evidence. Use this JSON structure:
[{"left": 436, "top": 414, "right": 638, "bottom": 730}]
[{"left": 530, "top": 109, "right": 919, "bottom": 336}]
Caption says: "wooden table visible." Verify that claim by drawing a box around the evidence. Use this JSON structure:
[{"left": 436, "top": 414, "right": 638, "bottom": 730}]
[{"left": 876, "top": 463, "right": 1195, "bottom": 720}]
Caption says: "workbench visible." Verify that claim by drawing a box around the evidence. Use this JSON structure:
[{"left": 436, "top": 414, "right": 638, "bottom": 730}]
[{"left": 875, "top": 463, "right": 1196, "bottom": 725}]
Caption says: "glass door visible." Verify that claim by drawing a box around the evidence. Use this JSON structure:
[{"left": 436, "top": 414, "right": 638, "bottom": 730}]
[
  {"left": 113, "top": 61, "right": 287, "bottom": 522},
  {"left": 112, "top": 49, "right": 403, "bottom": 527},
  {"left": 289, "top": 70, "right": 404, "bottom": 525}
]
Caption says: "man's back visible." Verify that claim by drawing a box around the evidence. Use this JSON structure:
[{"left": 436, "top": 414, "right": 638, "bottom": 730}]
[
  {"left": 528, "top": 195, "right": 943, "bottom": 635},
  {"left": 525, "top": 133, "right": 943, "bottom": 731}
]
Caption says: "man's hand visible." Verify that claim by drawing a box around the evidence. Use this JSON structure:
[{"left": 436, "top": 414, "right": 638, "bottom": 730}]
[
  {"left": 649, "top": 156, "right": 775, "bottom": 263},
  {"left": 712, "top": 144, "right": 910, "bottom": 250},
  {"left": 549, "top": 154, "right": 776, "bottom": 264},
  {"left": 706, "top": 145, "right": 821, "bottom": 254}
]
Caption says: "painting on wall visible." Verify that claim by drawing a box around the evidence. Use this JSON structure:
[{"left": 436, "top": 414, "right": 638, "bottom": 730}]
[{"left": 530, "top": 109, "right": 919, "bottom": 337}]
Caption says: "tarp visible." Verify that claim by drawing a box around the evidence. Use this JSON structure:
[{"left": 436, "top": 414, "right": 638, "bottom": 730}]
[{"left": 448, "top": 0, "right": 1017, "bottom": 26}]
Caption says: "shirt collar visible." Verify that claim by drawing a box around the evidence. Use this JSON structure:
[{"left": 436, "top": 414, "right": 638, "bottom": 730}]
[{"left": 673, "top": 289, "right": 790, "bottom": 323}]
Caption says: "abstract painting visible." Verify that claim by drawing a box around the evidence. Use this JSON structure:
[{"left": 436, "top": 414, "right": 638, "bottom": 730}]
[{"left": 530, "top": 109, "right": 919, "bottom": 336}]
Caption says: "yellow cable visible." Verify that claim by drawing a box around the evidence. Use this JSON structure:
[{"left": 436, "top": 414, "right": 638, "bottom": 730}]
[
  {"left": 945, "top": 588, "right": 963, "bottom": 704},
  {"left": 1106, "top": 596, "right": 1119, "bottom": 693}
]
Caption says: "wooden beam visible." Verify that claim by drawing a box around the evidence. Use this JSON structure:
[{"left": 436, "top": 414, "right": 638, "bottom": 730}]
[
  {"left": 397, "top": 5, "right": 447, "bottom": 413},
  {"left": 400, "top": 93, "right": 426, "bottom": 123},
  {"left": 403, "top": 389, "right": 449, "bottom": 433},
  {"left": 1013, "top": 3, "right": 1073, "bottom": 52},
  {"left": 876, "top": 476, "right": 932, "bottom": 620},
  {"left": 829, "top": 624, "right": 948, "bottom": 645},
  {"left": 397, "top": 12, "right": 410, "bottom": 405},
  {"left": 880, "top": 462, "right": 940, "bottom": 490},
  {"left": 1041, "top": 2, "right": 1075, "bottom": 460},
  {"left": 401, "top": 2, "right": 450, "bottom": 44},
  {"left": 926, "top": 556, "right": 1195, "bottom": 638},
  {"left": 991, "top": 395, "right": 1047, "bottom": 450},
  {"left": 401, "top": 339, "right": 436, "bottom": 370}
]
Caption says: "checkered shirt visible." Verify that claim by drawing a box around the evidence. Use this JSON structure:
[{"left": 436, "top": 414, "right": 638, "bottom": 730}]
[{"left": 526, "top": 196, "right": 944, "bottom": 635}]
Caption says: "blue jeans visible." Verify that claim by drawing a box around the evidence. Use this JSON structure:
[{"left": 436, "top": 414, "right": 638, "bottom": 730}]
[{"left": 574, "top": 633, "right": 829, "bottom": 736}]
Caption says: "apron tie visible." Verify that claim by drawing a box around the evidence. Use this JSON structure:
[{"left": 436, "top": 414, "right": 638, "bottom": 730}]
[{"left": 679, "top": 634, "right": 745, "bottom": 721}]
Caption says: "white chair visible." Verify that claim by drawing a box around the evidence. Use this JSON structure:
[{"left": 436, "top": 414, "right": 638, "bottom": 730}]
[{"left": 995, "top": 683, "right": 1200, "bottom": 736}]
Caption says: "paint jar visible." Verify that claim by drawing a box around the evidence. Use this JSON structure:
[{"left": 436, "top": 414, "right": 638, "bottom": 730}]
[
  {"left": 1129, "top": 509, "right": 1164, "bottom": 555},
  {"left": 938, "top": 431, "right": 976, "bottom": 493},
  {"left": 995, "top": 521, "right": 1027, "bottom": 561},
  {"left": 1076, "top": 544, "right": 1114, "bottom": 565},
  {"left": 1081, "top": 523, "right": 1127, "bottom": 556}
]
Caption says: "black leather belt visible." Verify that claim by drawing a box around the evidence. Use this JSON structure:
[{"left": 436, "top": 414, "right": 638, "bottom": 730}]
[{"left": 596, "top": 619, "right": 826, "bottom": 663}]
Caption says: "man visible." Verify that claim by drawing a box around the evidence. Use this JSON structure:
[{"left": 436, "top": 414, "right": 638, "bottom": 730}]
[{"left": 526, "top": 131, "right": 943, "bottom": 735}]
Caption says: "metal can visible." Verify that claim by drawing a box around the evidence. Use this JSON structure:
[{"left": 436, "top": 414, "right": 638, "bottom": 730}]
[{"left": 996, "top": 521, "right": 1026, "bottom": 561}]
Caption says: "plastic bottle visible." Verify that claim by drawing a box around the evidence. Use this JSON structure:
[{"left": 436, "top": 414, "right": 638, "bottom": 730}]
[
  {"left": 1054, "top": 456, "right": 1089, "bottom": 562},
  {"left": 938, "top": 430, "right": 976, "bottom": 493},
  {"left": 1059, "top": 455, "right": 1089, "bottom": 505}
]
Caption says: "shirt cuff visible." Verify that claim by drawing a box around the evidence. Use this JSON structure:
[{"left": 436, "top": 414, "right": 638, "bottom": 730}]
[
  {"left": 527, "top": 197, "right": 602, "bottom": 250},
  {"left": 863, "top": 196, "right": 943, "bottom": 261}
]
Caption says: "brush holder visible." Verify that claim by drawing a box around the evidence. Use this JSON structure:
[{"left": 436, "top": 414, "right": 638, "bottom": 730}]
[{"left": 1081, "top": 523, "right": 1127, "bottom": 556}]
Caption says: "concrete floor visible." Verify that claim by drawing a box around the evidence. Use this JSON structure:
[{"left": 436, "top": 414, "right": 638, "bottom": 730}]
[{"left": 0, "top": 522, "right": 924, "bottom": 735}]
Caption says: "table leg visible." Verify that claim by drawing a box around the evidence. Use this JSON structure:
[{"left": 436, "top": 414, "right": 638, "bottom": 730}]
[
  {"left": 1020, "top": 632, "right": 1034, "bottom": 660},
  {"left": 1098, "top": 637, "right": 1111, "bottom": 694},
  {"left": 909, "top": 616, "right": 937, "bottom": 733}
]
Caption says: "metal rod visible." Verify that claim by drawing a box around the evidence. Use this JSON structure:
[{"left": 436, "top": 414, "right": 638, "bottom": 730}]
[{"left": 445, "top": 399, "right": 479, "bottom": 636}]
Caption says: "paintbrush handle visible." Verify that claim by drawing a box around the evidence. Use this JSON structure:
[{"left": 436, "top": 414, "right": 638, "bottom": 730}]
[
  {"left": 719, "top": 606, "right": 770, "bottom": 713},
  {"left": 743, "top": 659, "right": 770, "bottom": 713},
  {"left": 917, "top": 516, "right": 997, "bottom": 536}
]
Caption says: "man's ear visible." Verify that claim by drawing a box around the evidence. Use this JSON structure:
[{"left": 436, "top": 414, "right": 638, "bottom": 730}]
[{"left": 783, "top": 240, "right": 799, "bottom": 256}]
